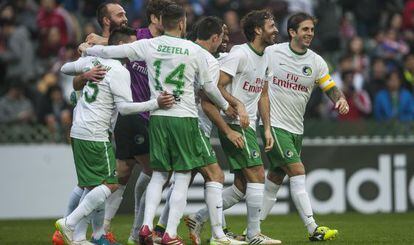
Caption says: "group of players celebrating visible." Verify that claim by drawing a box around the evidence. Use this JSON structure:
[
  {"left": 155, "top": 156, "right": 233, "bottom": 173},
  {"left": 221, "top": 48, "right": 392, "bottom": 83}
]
[{"left": 54, "top": 0, "right": 350, "bottom": 244}]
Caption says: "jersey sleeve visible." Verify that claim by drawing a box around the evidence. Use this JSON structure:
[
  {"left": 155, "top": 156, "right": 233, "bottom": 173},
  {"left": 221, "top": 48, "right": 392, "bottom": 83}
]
[
  {"left": 60, "top": 56, "right": 94, "bottom": 75},
  {"left": 195, "top": 51, "right": 213, "bottom": 86},
  {"left": 85, "top": 39, "right": 149, "bottom": 62},
  {"left": 316, "top": 56, "right": 335, "bottom": 92},
  {"left": 110, "top": 67, "right": 159, "bottom": 114},
  {"left": 219, "top": 46, "right": 246, "bottom": 77},
  {"left": 109, "top": 68, "right": 133, "bottom": 103}
]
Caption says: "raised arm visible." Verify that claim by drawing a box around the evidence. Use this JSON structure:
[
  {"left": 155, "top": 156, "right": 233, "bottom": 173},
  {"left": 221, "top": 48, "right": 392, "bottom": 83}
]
[{"left": 82, "top": 40, "right": 147, "bottom": 62}]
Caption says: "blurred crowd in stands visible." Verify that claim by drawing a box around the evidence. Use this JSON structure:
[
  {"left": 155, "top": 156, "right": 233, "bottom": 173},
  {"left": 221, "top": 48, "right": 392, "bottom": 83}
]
[{"left": 0, "top": 0, "right": 413, "bottom": 141}]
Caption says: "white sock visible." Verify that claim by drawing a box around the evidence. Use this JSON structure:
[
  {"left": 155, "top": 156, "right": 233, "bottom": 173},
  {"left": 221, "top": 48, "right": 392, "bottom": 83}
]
[
  {"left": 205, "top": 182, "right": 225, "bottom": 239},
  {"left": 66, "top": 185, "right": 112, "bottom": 229},
  {"left": 165, "top": 172, "right": 192, "bottom": 238},
  {"left": 142, "top": 171, "right": 169, "bottom": 230},
  {"left": 131, "top": 173, "right": 151, "bottom": 231},
  {"left": 222, "top": 212, "right": 227, "bottom": 230},
  {"left": 290, "top": 175, "right": 318, "bottom": 234},
  {"left": 158, "top": 182, "right": 174, "bottom": 227},
  {"left": 72, "top": 189, "right": 90, "bottom": 242},
  {"left": 131, "top": 191, "right": 146, "bottom": 238},
  {"left": 246, "top": 183, "right": 264, "bottom": 239},
  {"left": 104, "top": 184, "right": 126, "bottom": 230},
  {"left": 65, "top": 186, "right": 84, "bottom": 217},
  {"left": 260, "top": 178, "right": 281, "bottom": 221},
  {"left": 91, "top": 203, "right": 106, "bottom": 240},
  {"left": 195, "top": 184, "right": 244, "bottom": 223}
]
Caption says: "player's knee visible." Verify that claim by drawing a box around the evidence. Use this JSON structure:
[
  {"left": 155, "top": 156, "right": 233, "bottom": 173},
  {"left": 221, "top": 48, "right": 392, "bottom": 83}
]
[
  {"left": 245, "top": 165, "right": 265, "bottom": 183},
  {"left": 267, "top": 169, "right": 286, "bottom": 185},
  {"left": 209, "top": 169, "right": 224, "bottom": 184},
  {"left": 203, "top": 164, "right": 225, "bottom": 184},
  {"left": 117, "top": 160, "right": 132, "bottom": 177},
  {"left": 286, "top": 162, "right": 306, "bottom": 177},
  {"left": 233, "top": 173, "right": 247, "bottom": 194}
]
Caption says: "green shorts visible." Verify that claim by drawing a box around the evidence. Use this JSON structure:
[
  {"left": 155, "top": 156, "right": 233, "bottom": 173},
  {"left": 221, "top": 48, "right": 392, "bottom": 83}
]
[
  {"left": 218, "top": 124, "right": 262, "bottom": 171},
  {"left": 260, "top": 126, "right": 303, "bottom": 170},
  {"left": 199, "top": 129, "right": 218, "bottom": 166},
  {"left": 149, "top": 116, "right": 205, "bottom": 171},
  {"left": 71, "top": 138, "right": 118, "bottom": 187}
]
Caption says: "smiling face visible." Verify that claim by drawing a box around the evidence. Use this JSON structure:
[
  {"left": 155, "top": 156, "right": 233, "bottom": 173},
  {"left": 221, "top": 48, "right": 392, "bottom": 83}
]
[
  {"left": 290, "top": 19, "right": 314, "bottom": 49},
  {"left": 260, "top": 18, "right": 278, "bottom": 46},
  {"left": 107, "top": 4, "right": 128, "bottom": 32},
  {"left": 217, "top": 24, "right": 229, "bottom": 52}
]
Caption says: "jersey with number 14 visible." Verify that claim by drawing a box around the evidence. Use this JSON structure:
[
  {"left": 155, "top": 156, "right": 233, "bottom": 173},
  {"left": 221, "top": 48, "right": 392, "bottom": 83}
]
[
  {"left": 121, "top": 35, "right": 212, "bottom": 118},
  {"left": 266, "top": 42, "right": 335, "bottom": 134}
]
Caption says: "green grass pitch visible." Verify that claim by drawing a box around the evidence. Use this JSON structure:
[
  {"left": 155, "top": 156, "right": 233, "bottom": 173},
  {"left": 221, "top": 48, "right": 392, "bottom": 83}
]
[{"left": 1, "top": 213, "right": 414, "bottom": 244}]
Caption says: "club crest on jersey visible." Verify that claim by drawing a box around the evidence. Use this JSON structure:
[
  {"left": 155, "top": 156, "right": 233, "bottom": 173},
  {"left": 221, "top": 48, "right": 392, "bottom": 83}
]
[
  {"left": 285, "top": 149, "right": 294, "bottom": 158},
  {"left": 302, "top": 66, "right": 312, "bottom": 76},
  {"left": 251, "top": 150, "right": 260, "bottom": 158}
]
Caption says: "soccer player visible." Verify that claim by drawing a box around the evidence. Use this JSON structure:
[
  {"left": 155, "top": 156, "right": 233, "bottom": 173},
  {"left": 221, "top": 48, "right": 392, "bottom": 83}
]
[
  {"left": 186, "top": 10, "right": 282, "bottom": 244},
  {"left": 82, "top": 4, "right": 234, "bottom": 245},
  {"left": 74, "top": 1, "right": 172, "bottom": 244},
  {"left": 55, "top": 28, "right": 175, "bottom": 245},
  {"left": 259, "top": 12, "right": 348, "bottom": 241},
  {"left": 53, "top": 3, "right": 128, "bottom": 244},
  {"left": 150, "top": 17, "right": 246, "bottom": 245}
]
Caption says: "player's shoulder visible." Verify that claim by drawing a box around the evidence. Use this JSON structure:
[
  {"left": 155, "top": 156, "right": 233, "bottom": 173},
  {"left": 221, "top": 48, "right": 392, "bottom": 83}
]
[
  {"left": 229, "top": 44, "right": 247, "bottom": 53},
  {"left": 226, "top": 44, "right": 249, "bottom": 59},
  {"left": 265, "top": 42, "right": 289, "bottom": 54},
  {"left": 199, "top": 48, "right": 218, "bottom": 65}
]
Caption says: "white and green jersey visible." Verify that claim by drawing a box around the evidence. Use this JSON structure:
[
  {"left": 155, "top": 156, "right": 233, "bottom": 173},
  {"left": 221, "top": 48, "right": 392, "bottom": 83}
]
[
  {"left": 196, "top": 48, "right": 221, "bottom": 137},
  {"left": 265, "top": 42, "right": 336, "bottom": 134},
  {"left": 65, "top": 57, "right": 132, "bottom": 142},
  {"left": 87, "top": 35, "right": 213, "bottom": 118},
  {"left": 220, "top": 43, "right": 269, "bottom": 130}
]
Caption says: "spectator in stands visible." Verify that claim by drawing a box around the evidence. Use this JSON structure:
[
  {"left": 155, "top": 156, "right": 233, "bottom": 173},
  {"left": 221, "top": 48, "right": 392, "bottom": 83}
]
[
  {"left": 0, "top": 5, "right": 36, "bottom": 86},
  {"left": 374, "top": 70, "right": 414, "bottom": 121},
  {"left": 0, "top": 82, "right": 35, "bottom": 124},
  {"left": 402, "top": 53, "right": 414, "bottom": 92},
  {"left": 37, "top": 85, "right": 71, "bottom": 141},
  {"left": 374, "top": 28, "right": 409, "bottom": 62},
  {"left": 347, "top": 36, "right": 370, "bottom": 79},
  {"left": 366, "top": 57, "right": 388, "bottom": 98},
  {"left": 337, "top": 70, "right": 372, "bottom": 121},
  {"left": 331, "top": 54, "right": 365, "bottom": 92},
  {"left": 402, "top": 0, "right": 414, "bottom": 50},
  {"left": 12, "top": 0, "right": 38, "bottom": 37},
  {"left": 37, "top": 0, "right": 68, "bottom": 48}
]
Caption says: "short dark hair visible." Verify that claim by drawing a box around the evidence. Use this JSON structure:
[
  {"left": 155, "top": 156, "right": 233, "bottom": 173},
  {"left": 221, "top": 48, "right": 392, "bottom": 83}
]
[
  {"left": 187, "top": 19, "right": 201, "bottom": 41},
  {"left": 241, "top": 10, "right": 274, "bottom": 42},
  {"left": 287, "top": 12, "right": 317, "bottom": 40},
  {"left": 108, "top": 27, "right": 136, "bottom": 45},
  {"left": 161, "top": 4, "right": 186, "bottom": 31},
  {"left": 96, "top": 1, "right": 118, "bottom": 28},
  {"left": 146, "top": 0, "right": 172, "bottom": 24},
  {"left": 196, "top": 16, "right": 223, "bottom": 41}
]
